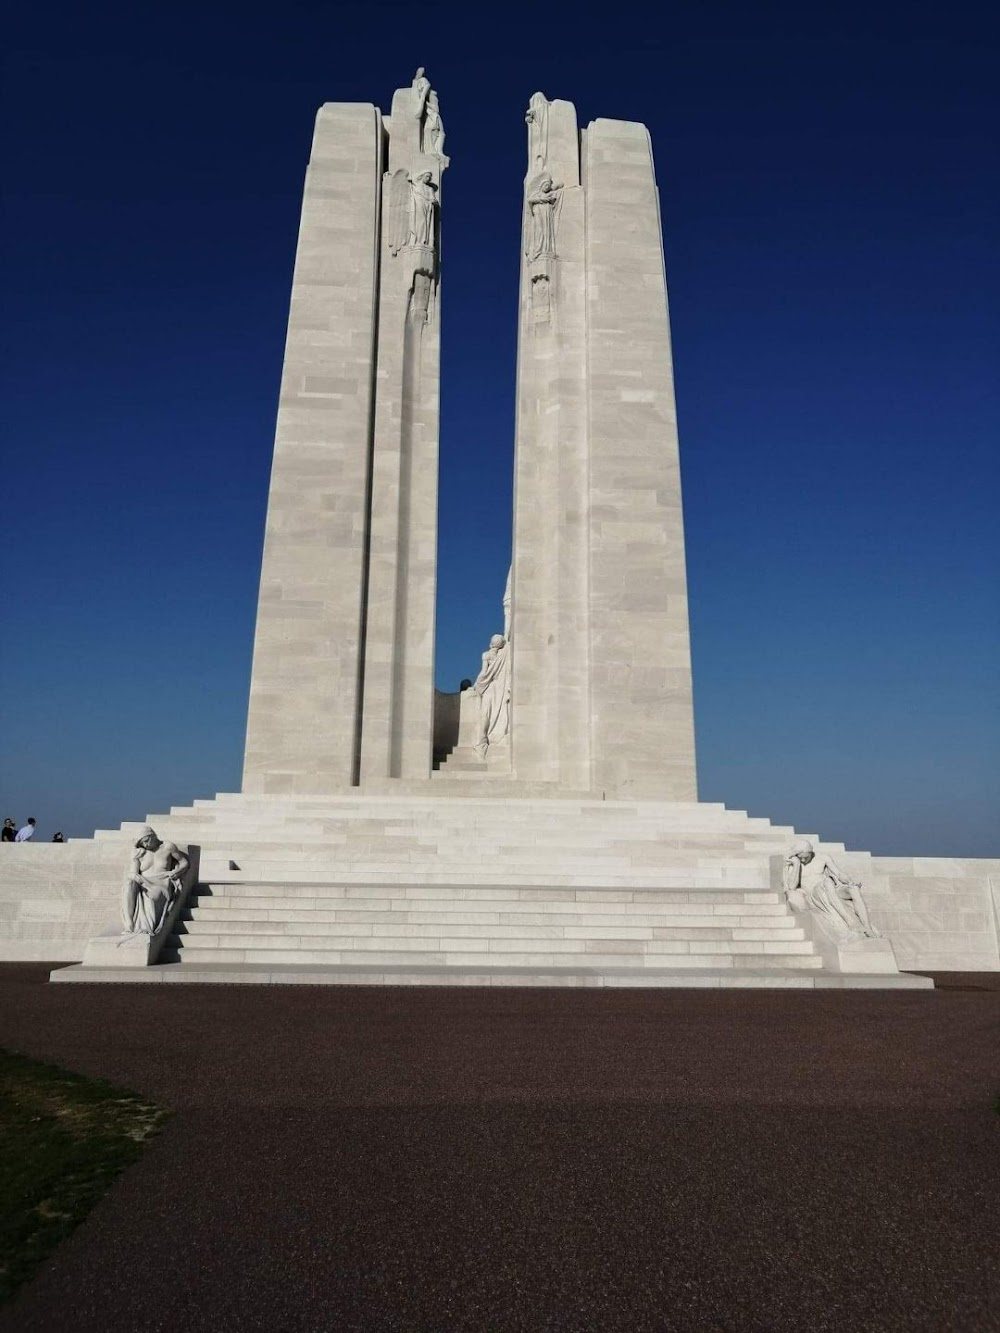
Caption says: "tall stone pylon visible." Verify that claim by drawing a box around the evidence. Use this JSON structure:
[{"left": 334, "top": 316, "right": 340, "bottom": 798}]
[
  {"left": 243, "top": 72, "right": 447, "bottom": 794},
  {"left": 359, "top": 72, "right": 448, "bottom": 782},
  {"left": 510, "top": 99, "right": 698, "bottom": 799}
]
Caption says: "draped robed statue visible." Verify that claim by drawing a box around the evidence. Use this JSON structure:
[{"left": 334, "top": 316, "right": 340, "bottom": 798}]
[
  {"left": 120, "top": 826, "right": 190, "bottom": 940},
  {"left": 783, "top": 839, "right": 880, "bottom": 939}
]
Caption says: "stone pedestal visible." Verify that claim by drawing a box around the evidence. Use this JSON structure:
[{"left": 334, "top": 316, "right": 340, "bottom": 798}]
[{"left": 79, "top": 846, "right": 199, "bottom": 969}]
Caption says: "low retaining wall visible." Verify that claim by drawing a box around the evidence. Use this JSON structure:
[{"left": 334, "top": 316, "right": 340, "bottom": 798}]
[
  {"left": 0, "top": 843, "right": 127, "bottom": 960},
  {"left": 867, "top": 857, "right": 1000, "bottom": 972}
]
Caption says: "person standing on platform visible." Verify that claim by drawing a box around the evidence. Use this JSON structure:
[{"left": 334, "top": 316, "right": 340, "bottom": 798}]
[
  {"left": 1, "top": 819, "right": 15, "bottom": 842},
  {"left": 14, "top": 818, "right": 36, "bottom": 842}
]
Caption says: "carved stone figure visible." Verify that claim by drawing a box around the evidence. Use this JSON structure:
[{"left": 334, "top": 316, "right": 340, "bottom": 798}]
[
  {"left": 408, "top": 170, "right": 437, "bottom": 248},
  {"left": 782, "top": 839, "right": 880, "bottom": 939},
  {"left": 411, "top": 66, "right": 431, "bottom": 123},
  {"left": 120, "top": 826, "right": 189, "bottom": 939},
  {"left": 502, "top": 565, "right": 512, "bottom": 640},
  {"left": 530, "top": 274, "right": 552, "bottom": 325},
  {"left": 425, "top": 89, "right": 446, "bottom": 160},
  {"left": 385, "top": 168, "right": 411, "bottom": 257},
  {"left": 410, "top": 272, "right": 433, "bottom": 325},
  {"left": 525, "top": 92, "right": 550, "bottom": 171},
  {"left": 526, "top": 175, "right": 563, "bottom": 262},
  {"left": 472, "top": 634, "right": 511, "bottom": 759},
  {"left": 385, "top": 169, "right": 437, "bottom": 257},
  {"left": 406, "top": 67, "right": 446, "bottom": 161}
]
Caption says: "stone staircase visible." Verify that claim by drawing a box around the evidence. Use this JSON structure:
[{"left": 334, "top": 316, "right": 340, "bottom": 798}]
[
  {"left": 38, "top": 792, "right": 931, "bottom": 986},
  {"left": 162, "top": 881, "right": 820, "bottom": 974}
]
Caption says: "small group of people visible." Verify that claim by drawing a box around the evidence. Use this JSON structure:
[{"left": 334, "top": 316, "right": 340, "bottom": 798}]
[{"left": 2, "top": 818, "right": 65, "bottom": 843}]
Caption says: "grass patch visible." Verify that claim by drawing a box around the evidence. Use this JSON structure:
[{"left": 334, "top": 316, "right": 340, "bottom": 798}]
[{"left": 0, "top": 1048, "right": 169, "bottom": 1305}]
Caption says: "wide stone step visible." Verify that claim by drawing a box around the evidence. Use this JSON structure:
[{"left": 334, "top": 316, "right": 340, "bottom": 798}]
[
  {"left": 197, "top": 883, "right": 783, "bottom": 904},
  {"left": 102, "top": 810, "right": 791, "bottom": 831},
  {"left": 114, "top": 804, "right": 760, "bottom": 821},
  {"left": 170, "top": 930, "right": 814, "bottom": 956},
  {"left": 180, "top": 835, "right": 783, "bottom": 850},
  {"left": 197, "top": 868, "right": 774, "bottom": 888},
  {"left": 192, "top": 803, "right": 779, "bottom": 824},
  {"left": 198, "top": 795, "right": 718, "bottom": 807},
  {"left": 189, "top": 901, "right": 800, "bottom": 922},
  {"left": 186, "top": 906, "right": 798, "bottom": 930},
  {"left": 165, "top": 943, "right": 822, "bottom": 969},
  {"left": 50, "top": 961, "right": 930, "bottom": 989},
  {"left": 207, "top": 847, "right": 787, "bottom": 864},
  {"left": 177, "top": 918, "right": 804, "bottom": 942},
  {"left": 192, "top": 885, "right": 788, "bottom": 905},
  {"left": 169, "top": 804, "right": 790, "bottom": 824}
]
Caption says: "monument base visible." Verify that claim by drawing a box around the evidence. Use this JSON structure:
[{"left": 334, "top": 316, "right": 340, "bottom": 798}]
[
  {"left": 51, "top": 961, "right": 932, "bottom": 989},
  {"left": 12, "top": 787, "right": 990, "bottom": 988}
]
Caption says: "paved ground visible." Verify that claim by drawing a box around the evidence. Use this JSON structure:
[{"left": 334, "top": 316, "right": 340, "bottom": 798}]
[{"left": 1, "top": 965, "right": 998, "bottom": 1332}]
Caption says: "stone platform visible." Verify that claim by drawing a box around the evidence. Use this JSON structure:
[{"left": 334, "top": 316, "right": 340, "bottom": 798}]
[
  {"left": 25, "top": 791, "right": 931, "bottom": 988},
  {"left": 51, "top": 963, "right": 930, "bottom": 988}
]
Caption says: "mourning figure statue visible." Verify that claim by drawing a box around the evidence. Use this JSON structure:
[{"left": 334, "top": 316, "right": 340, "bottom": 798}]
[
  {"left": 472, "top": 634, "right": 511, "bottom": 759},
  {"left": 526, "top": 175, "right": 563, "bottom": 261},
  {"left": 425, "top": 89, "right": 446, "bottom": 159},
  {"left": 782, "top": 839, "right": 880, "bottom": 939},
  {"left": 121, "top": 826, "right": 189, "bottom": 939},
  {"left": 408, "top": 171, "right": 438, "bottom": 248},
  {"left": 411, "top": 67, "right": 431, "bottom": 122}
]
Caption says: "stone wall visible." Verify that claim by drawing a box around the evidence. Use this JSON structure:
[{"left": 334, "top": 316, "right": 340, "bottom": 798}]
[
  {"left": 868, "top": 857, "right": 1000, "bottom": 972},
  {"left": 0, "top": 843, "right": 124, "bottom": 961}
]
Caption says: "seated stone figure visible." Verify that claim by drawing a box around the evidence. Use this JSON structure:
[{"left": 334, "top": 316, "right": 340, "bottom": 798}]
[
  {"left": 121, "top": 826, "right": 189, "bottom": 939},
  {"left": 472, "top": 634, "right": 510, "bottom": 759},
  {"left": 782, "top": 839, "right": 880, "bottom": 939}
]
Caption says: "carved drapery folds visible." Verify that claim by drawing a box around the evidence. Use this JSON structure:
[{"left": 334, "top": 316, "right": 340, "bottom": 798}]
[
  {"left": 473, "top": 634, "right": 511, "bottom": 759},
  {"left": 472, "top": 568, "right": 513, "bottom": 760},
  {"left": 120, "top": 826, "right": 190, "bottom": 943},
  {"left": 525, "top": 172, "right": 563, "bottom": 327},
  {"left": 526, "top": 175, "right": 563, "bottom": 262},
  {"left": 525, "top": 91, "right": 549, "bottom": 173},
  {"left": 411, "top": 67, "right": 448, "bottom": 164},
  {"left": 524, "top": 92, "right": 562, "bottom": 326},
  {"left": 782, "top": 840, "right": 882, "bottom": 941},
  {"left": 385, "top": 69, "right": 447, "bottom": 325}
]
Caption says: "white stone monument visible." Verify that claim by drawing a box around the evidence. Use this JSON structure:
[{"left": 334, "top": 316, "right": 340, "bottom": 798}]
[
  {"left": 2, "top": 71, "right": 993, "bottom": 985},
  {"left": 241, "top": 79, "right": 696, "bottom": 803}
]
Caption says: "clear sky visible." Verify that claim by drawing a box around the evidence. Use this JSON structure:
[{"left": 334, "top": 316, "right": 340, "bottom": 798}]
[{"left": 2, "top": 1, "right": 997, "bottom": 855}]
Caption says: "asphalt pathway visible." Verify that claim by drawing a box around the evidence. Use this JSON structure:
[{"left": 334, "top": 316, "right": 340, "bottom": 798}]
[{"left": 1, "top": 966, "right": 998, "bottom": 1332}]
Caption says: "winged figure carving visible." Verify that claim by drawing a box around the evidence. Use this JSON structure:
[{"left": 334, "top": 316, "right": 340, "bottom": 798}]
[{"left": 385, "top": 169, "right": 411, "bottom": 256}]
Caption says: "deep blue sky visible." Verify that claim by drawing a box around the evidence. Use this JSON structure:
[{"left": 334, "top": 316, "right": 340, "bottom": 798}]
[{"left": 2, "top": 1, "right": 997, "bottom": 854}]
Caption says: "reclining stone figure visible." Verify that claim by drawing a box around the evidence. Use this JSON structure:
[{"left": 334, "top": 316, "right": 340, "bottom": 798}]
[{"left": 782, "top": 839, "right": 880, "bottom": 939}]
